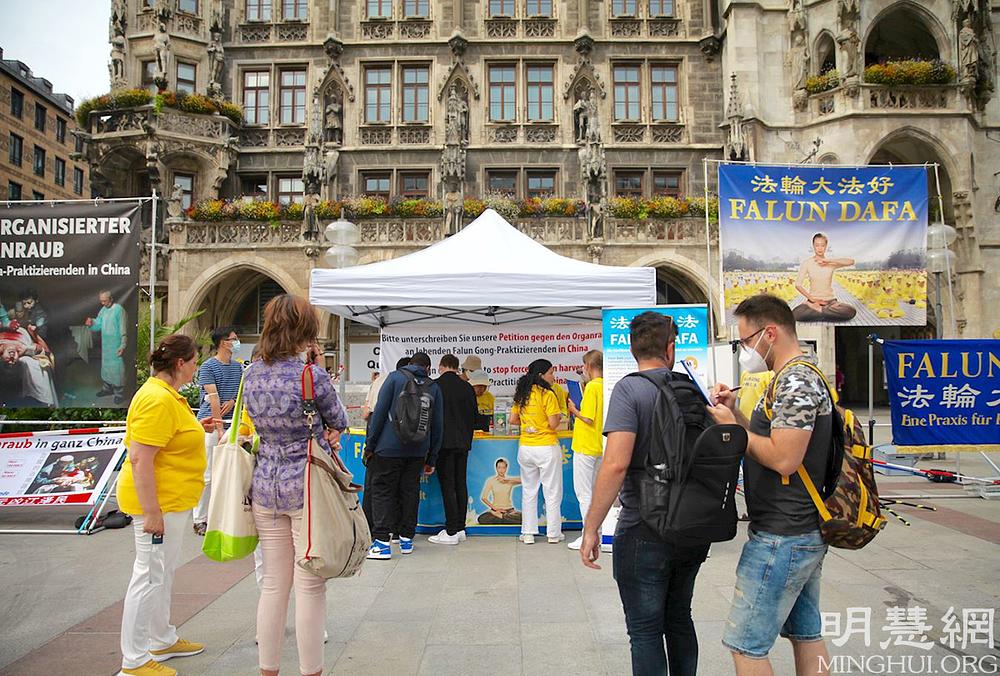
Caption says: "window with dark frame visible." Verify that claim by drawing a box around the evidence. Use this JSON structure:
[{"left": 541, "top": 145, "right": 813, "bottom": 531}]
[
  {"left": 401, "top": 65, "right": 429, "bottom": 123},
  {"left": 612, "top": 0, "right": 638, "bottom": 17},
  {"left": 282, "top": 0, "right": 307, "bottom": 20},
  {"left": 613, "top": 64, "right": 641, "bottom": 121},
  {"left": 650, "top": 64, "right": 679, "bottom": 122},
  {"left": 652, "top": 170, "right": 683, "bottom": 197},
  {"left": 34, "top": 103, "right": 46, "bottom": 132},
  {"left": 403, "top": 0, "right": 429, "bottom": 17},
  {"left": 489, "top": 64, "right": 516, "bottom": 122},
  {"left": 33, "top": 146, "right": 45, "bottom": 177},
  {"left": 526, "top": 0, "right": 552, "bottom": 17},
  {"left": 278, "top": 177, "right": 304, "bottom": 204},
  {"left": 364, "top": 66, "right": 392, "bottom": 123},
  {"left": 141, "top": 60, "right": 157, "bottom": 93},
  {"left": 10, "top": 88, "right": 23, "bottom": 118},
  {"left": 32, "top": 191, "right": 44, "bottom": 201},
  {"left": 240, "top": 175, "right": 269, "bottom": 198},
  {"left": 489, "top": 0, "right": 515, "bottom": 18},
  {"left": 649, "top": 0, "right": 674, "bottom": 17},
  {"left": 73, "top": 167, "right": 84, "bottom": 195},
  {"left": 246, "top": 0, "right": 272, "bottom": 21},
  {"left": 399, "top": 171, "right": 430, "bottom": 198},
  {"left": 279, "top": 69, "right": 307, "bottom": 124},
  {"left": 8, "top": 181, "right": 22, "bottom": 201},
  {"left": 176, "top": 62, "right": 197, "bottom": 95},
  {"left": 173, "top": 173, "right": 194, "bottom": 209},
  {"left": 614, "top": 170, "right": 644, "bottom": 196},
  {"left": 56, "top": 118, "right": 67, "bottom": 144},
  {"left": 178, "top": 0, "right": 198, "bottom": 13},
  {"left": 487, "top": 169, "right": 519, "bottom": 196},
  {"left": 526, "top": 170, "right": 557, "bottom": 197},
  {"left": 55, "top": 158, "right": 66, "bottom": 186},
  {"left": 8, "top": 133, "right": 22, "bottom": 167},
  {"left": 526, "top": 64, "right": 554, "bottom": 122},
  {"left": 243, "top": 71, "right": 270, "bottom": 125},
  {"left": 361, "top": 171, "right": 391, "bottom": 199},
  {"left": 367, "top": 0, "right": 392, "bottom": 18}
]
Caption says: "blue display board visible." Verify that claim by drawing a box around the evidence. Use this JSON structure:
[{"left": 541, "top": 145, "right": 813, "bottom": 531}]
[{"left": 340, "top": 432, "right": 582, "bottom": 535}]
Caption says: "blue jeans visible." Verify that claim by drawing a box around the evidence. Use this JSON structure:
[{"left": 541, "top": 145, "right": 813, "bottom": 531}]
[
  {"left": 613, "top": 525, "right": 710, "bottom": 676},
  {"left": 722, "top": 528, "right": 828, "bottom": 658}
]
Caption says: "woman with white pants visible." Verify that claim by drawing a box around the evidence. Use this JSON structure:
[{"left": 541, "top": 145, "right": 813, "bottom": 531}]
[{"left": 510, "top": 359, "right": 564, "bottom": 545}]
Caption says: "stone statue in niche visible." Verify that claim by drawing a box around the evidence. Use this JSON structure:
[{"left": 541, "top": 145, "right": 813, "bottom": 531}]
[
  {"left": 959, "top": 18, "right": 981, "bottom": 84},
  {"left": 444, "top": 86, "right": 469, "bottom": 146},
  {"left": 208, "top": 30, "right": 225, "bottom": 98},
  {"left": 324, "top": 94, "right": 343, "bottom": 145},
  {"left": 303, "top": 143, "right": 325, "bottom": 195},
  {"left": 109, "top": 35, "right": 127, "bottom": 90},
  {"left": 791, "top": 32, "right": 810, "bottom": 91},
  {"left": 444, "top": 190, "right": 463, "bottom": 236},
  {"left": 574, "top": 89, "right": 601, "bottom": 144},
  {"left": 788, "top": 0, "right": 808, "bottom": 36},
  {"left": 837, "top": 0, "right": 860, "bottom": 27},
  {"left": 153, "top": 22, "right": 172, "bottom": 88},
  {"left": 573, "top": 93, "right": 590, "bottom": 143},
  {"left": 110, "top": 0, "right": 127, "bottom": 39},
  {"left": 166, "top": 183, "right": 185, "bottom": 219},
  {"left": 953, "top": 0, "right": 979, "bottom": 21},
  {"left": 836, "top": 26, "right": 861, "bottom": 78}
]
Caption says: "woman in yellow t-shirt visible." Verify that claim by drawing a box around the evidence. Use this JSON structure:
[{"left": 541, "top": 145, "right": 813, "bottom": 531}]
[
  {"left": 567, "top": 349, "right": 604, "bottom": 551},
  {"left": 509, "top": 358, "right": 564, "bottom": 545},
  {"left": 116, "top": 334, "right": 218, "bottom": 676}
]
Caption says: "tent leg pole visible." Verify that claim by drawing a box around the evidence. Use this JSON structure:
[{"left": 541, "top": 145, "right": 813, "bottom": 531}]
[{"left": 339, "top": 316, "right": 346, "bottom": 398}]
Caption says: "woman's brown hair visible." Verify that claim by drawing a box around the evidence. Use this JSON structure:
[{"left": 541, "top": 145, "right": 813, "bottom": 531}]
[
  {"left": 256, "top": 294, "right": 319, "bottom": 363},
  {"left": 149, "top": 334, "right": 197, "bottom": 376}
]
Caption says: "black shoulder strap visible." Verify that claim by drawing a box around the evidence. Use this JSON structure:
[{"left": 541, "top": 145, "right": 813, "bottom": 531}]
[{"left": 628, "top": 371, "right": 686, "bottom": 478}]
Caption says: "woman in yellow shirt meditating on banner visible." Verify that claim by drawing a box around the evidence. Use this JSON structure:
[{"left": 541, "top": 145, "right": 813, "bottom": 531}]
[
  {"left": 510, "top": 358, "right": 565, "bottom": 545},
  {"left": 116, "top": 335, "right": 219, "bottom": 676}
]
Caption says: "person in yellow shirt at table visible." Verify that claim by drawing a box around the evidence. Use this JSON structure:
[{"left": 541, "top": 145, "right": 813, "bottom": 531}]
[
  {"left": 567, "top": 349, "right": 604, "bottom": 551},
  {"left": 469, "top": 369, "right": 495, "bottom": 416},
  {"left": 116, "top": 334, "right": 219, "bottom": 676},
  {"left": 550, "top": 378, "right": 570, "bottom": 430}
]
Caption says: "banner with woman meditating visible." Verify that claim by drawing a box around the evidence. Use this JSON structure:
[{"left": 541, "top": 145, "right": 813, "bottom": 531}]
[{"left": 718, "top": 164, "right": 929, "bottom": 327}]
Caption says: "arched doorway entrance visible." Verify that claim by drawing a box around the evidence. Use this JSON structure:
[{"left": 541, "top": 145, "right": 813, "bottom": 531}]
[
  {"left": 193, "top": 267, "right": 289, "bottom": 344},
  {"left": 655, "top": 266, "right": 708, "bottom": 305}
]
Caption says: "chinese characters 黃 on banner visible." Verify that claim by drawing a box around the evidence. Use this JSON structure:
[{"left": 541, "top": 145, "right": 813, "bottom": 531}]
[
  {"left": 0, "top": 201, "right": 141, "bottom": 408},
  {"left": 719, "top": 164, "right": 928, "bottom": 327},
  {"left": 882, "top": 340, "right": 1000, "bottom": 452}
]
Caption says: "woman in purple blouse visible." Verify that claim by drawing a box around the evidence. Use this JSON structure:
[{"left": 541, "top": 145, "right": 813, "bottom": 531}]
[{"left": 242, "top": 294, "right": 347, "bottom": 676}]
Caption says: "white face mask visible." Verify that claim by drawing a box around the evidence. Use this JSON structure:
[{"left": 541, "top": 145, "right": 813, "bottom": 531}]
[
  {"left": 739, "top": 332, "right": 772, "bottom": 374},
  {"left": 231, "top": 340, "right": 241, "bottom": 353}
]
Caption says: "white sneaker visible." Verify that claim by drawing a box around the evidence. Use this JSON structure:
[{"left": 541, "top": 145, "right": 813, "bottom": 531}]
[
  {"left": 568, "top": 536, "right": 583, "bottom": 550},
  {"left": 519, "top": 534, "right": 535, "bottom": 545},
  {"left": 547, "top": 533, "right": 566, "bottom": 544},
  {"left": 457, "top": 530, "right": 467, "bottom": 541},
  {"left": 428, "top": 529, "right": 460, "bottom": 545}
]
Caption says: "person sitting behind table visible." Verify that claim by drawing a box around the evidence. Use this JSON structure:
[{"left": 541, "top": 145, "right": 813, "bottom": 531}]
[{"left": 468, "top": 370, "right": 495, "bottom": 432}]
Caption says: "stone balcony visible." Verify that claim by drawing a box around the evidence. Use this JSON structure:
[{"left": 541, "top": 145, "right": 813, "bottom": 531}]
[
  {"left": 83, "top": 104, "right": 236, "bottom": 144},
  {"left": 808, "top": 83, "right": 966, "bottom": 118}
]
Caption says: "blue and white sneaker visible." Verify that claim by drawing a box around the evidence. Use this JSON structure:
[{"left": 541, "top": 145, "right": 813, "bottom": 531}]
[
  {"left": 399, "top": 537, "right": 414, "bottom": 555},
  {"left": 367, "top": 539, "right": 391, "bottom": 560}
]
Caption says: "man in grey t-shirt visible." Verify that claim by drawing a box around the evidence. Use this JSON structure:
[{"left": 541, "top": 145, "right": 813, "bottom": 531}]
[{"left": 580, "top": 312, "right": 710, "bottom": 676}]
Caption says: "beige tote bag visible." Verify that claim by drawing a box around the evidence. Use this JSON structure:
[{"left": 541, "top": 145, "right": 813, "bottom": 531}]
[{"left": 297, "top": 365, "right": 371, "bottom": 579}]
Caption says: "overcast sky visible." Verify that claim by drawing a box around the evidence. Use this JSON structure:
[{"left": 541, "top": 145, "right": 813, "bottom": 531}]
[{"left": 0, "top": 1, "right": 110, "bottom": 105}]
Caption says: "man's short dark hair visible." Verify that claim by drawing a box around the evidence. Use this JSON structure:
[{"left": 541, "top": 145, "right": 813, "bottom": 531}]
[
  {"left": 211, "top": 326, "right": 235, "bottom": 349},
  {"left": 734, "top": 294, "right": 796, "bottom": 334},
  {"left": 395, "top": 356, "right": 411, "bottom": 369},
  {"left": 630, "top": 312, "right": 677, "bottom": 361},
  {"left": 440, "top": 353, "right": 460, "bottom": 370},
  {"left": 409, "top": 351, "right": 431, "bottom": 368}
]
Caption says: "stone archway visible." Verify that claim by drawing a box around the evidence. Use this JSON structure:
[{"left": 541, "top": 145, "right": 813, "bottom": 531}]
[
  {"left": 628, "top": 250, "right": 724, "bottom": 336},
  {"left": 863, "top": 2, "right": 950, "bottom": 66}
]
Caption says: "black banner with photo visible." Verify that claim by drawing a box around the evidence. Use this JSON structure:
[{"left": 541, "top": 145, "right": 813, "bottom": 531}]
[{"left": 0, "top": 201, "right": 141, "bottom": 408}]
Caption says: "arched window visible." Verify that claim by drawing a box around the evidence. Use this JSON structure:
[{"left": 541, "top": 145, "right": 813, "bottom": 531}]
[
  {"left": 815, "top": 33, "right": 836, "bottom": 75},
  {"left": 865, "top": 5, "right": 940, "bottom": 66}
]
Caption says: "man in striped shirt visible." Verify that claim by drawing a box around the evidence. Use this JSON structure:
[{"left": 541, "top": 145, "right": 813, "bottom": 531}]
[{"left": 192, "top": 326, "right": 245, "bottom": 535}]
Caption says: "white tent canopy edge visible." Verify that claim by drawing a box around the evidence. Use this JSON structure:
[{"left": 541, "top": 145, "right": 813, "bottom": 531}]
[{"left": 309, "top": 209, "right": 657, "bottom": 327}]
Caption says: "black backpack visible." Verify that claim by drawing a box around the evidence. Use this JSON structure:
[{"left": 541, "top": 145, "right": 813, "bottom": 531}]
[
  {"left": 630, "top": 371, "right": 748, "bottom": 547},
  {"left": 392, "top": 369, "right": 435, "bottom": 445}
]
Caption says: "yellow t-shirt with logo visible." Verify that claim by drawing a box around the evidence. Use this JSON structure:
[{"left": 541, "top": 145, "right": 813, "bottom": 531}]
[
  {"left": 511, "top": 386, "right": 561, "bottom": 446},
  {"left": 551, "top": 381, "right": 569, "bottom": 416},
  {"left": 477, "top": 390, "right": 496, "bottom": 416},
  {"left": 117, "top": 377, "right": 207, "bottom": 515},
  {"left": 572, "top": 377, "right": 604, "bottom": 456},
  {"left": 738, "top": 370, "right": 775, "bottom": 421}
]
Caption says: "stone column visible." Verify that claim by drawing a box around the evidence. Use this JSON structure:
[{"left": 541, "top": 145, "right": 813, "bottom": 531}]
[{"left": 951, "top": 191, "right": 984, "bottom": 337}]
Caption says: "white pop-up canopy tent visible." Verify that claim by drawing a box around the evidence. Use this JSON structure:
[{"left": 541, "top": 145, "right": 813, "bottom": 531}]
[{"left": 309, "top": 209, "right": 656, "bottom": 327}]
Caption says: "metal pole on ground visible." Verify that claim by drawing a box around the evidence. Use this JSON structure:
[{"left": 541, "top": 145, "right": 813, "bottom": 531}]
[{"left": 703, "top": 158, "right": 718, "bottom": 384}]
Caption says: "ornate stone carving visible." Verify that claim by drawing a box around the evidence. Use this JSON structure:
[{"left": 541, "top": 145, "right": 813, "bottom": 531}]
[
  {"left": 724, "top": 74, "right": 752, "bottom": 161},
  {"left": 166, "top": 183, "right": 185, "bottom": 219},
  {"left": 573, "top": 89, "right": 602, "bottom": 144},
  {"left": 524, "top": 19, "right": 556, "bottom": 38},
  {"left": 399, "top": 126, "right": 431, "bottom": 144},
  {"left": 651, "top": 124, "right": 684, "bottom": 143},
  {"left": 817, "top": 94, "right": 835, "bottom": 115},
  {"left": 186, "top": 221, "right": 303, "bottom": 245},
  {"left": 791, "top": 32, "right": 810, "bottom": 92},
  {"left": 488, "top": 126, "right": 518, "bottom": 143},
  {"left": 360, "top": 127, "right": 392, "bottom": 145},
  {"left": 153, "top": 21, "right": 172, "bottom": 89},
  {"left": 277, "top": 22, "right": 308, "bottom": 41},
  {"left": 959, "top": 19, "right": 981, "bottom": 85},
  {"left": 240, "top": 23, "right": 272, "bottom": 42},
  {"left": 109, "top": 34, "right": 128, "bottom": 91},
  {"left": 525, "top": 126, "right": 556, "bottom": 143},
  {"left": 563, "top": 42, "right": 607, "bottom": 101},
  {"left": 274, "top": 128, "right": 306, "bottom": 146},
  {"left": 868, "top": 86, "right": 951, "bottom": 109},
  {"left": 399, "top": 20, "right": 432, "bottom": 39},
  {"left": 587, "top": 243, "right": 604, "bottom": 262},
  {"left": 609, "top": 20, "right": 642, "bottom": 38},
  {"left": 649, "top": 19, "right": 681, "bottom": 37},
  {"left": 485, "top": 19, "right": 518, "bottom": 39},
  {"left": 838, "top": 0, "right": 860, "bottom": 27},
  {"left": 444, "top": 190, "right": 463, "bottom": 235},
  {"left": 207, "top": 28, "right": 225, "bottom": 98},
  {"left": 240, "top": 129, "right": 270, "bottom": 146},
  {"left": 136, "top": 11, "right": 158, "bottom": 32},
  {"left": 321, "top": 36, "right": 356, "bottom": 102},
  {"left": 444, "top": 86, "right": 469, "bottom": 146},
  {"left": 836, "top": 27, "right": 861, "bottom": 79},
  {"left": 362, "top": 21, "right": 394, "bottom": 40},
  {"left": 158, "top": 113, "right": 226, "bottom": 139},
  {"left": 97, "top": 110, "right": 147, "bottom": 134},
  {"left": 174, "top": 13, "right": 201, "bottom": 36},
  {"left": 323, "top": 89, "right": 343, "bottom": 145},
  {"left": 612, "top": 125, "right": 645, "bottom": 143}
]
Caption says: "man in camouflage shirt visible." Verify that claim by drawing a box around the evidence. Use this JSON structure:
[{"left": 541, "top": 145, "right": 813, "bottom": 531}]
[{"left": 709, "top": 294, "right": 833, "bottom": 676}]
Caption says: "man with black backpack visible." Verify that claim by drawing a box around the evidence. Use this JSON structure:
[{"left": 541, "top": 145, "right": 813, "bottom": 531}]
[
  {"left": 365, "top": 351, "right": 443, "bottom": 560},
  {"left": 581, "top": 311, "right": 740, "bottom": 676},
  {"left": 708, "top": 294, "right": 833, "bottom": 676}
]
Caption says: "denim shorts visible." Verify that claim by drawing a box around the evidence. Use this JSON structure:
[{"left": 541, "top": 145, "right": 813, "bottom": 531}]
[{"left": 722, "top": 528, "right": 828, "bottom": 658}]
